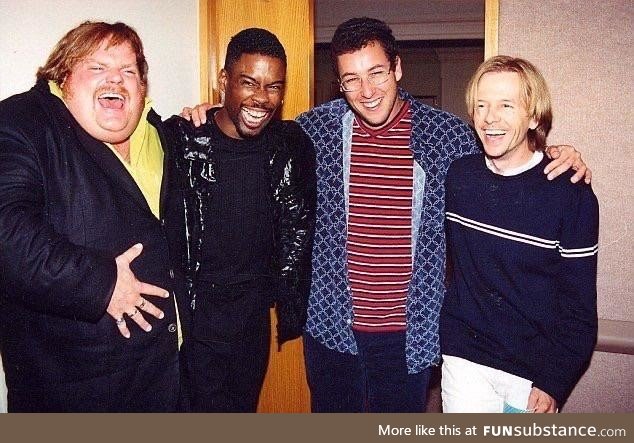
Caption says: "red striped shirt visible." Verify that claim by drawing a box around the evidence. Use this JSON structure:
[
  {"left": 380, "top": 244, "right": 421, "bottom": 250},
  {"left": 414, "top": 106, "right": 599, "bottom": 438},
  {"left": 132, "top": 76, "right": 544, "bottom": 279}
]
[{"left": 347, "top": 102, "right": 413, "bottom": 332}]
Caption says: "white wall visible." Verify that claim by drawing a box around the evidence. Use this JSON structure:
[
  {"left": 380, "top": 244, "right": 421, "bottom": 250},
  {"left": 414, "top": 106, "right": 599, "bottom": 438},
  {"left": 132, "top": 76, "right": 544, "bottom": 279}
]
[
  {"left": 0, "top": 0, "right": 200, "bottom": 413},
  {"left": 0, "top": 0, "right": 200, "bottom": 117}
]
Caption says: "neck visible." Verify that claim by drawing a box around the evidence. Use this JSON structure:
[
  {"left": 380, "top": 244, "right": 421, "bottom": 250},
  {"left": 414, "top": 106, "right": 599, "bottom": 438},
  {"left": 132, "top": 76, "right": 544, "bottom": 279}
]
[
  {"left": 486, "top": 150, "right": 543, "bottom": 176},
  {"left": 113, "top": 140, "right": 131, "bottom": 163},
  {"left": 214, "top": 108, "right": 241, "bottom": 139}
]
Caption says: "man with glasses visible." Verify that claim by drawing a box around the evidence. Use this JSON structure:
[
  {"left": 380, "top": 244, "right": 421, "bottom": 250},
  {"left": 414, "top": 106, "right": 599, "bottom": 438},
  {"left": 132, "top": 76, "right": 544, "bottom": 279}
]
[{"left": 295, "top": 17, "right": 590, "bottom": 412}]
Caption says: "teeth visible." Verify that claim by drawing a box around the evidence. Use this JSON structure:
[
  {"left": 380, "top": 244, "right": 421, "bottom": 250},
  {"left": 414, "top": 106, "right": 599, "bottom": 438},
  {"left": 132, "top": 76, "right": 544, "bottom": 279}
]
[
  {"left": 99, "top": 93, "right": 124, "bottom": 100},
  {"left": 243, "top": 108, "right": 267, "bottom": 119},
  {"left": 363, "top": 98, "right": 381, "bottom": 109},
  {"left": 484, "top": 129, "right": 506, "bottom": 136}
]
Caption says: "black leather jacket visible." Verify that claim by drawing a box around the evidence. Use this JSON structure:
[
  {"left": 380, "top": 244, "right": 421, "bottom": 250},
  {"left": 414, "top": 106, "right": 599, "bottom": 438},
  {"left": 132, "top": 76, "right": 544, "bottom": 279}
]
[{"left": 163, "top": 112, "right": 316, "bottom": 347}]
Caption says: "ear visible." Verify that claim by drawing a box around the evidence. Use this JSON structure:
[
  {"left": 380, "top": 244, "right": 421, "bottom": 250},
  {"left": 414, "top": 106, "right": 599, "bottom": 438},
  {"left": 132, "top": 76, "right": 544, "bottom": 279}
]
[
  {"left": 393, "top": 56, "right": 403, "bottom": 82},
  {"left": 529, "top": 117, "right": 538, "bottom": 130},
  {"left": 218, "top": 69, "right": 228, "bottom": 93}
]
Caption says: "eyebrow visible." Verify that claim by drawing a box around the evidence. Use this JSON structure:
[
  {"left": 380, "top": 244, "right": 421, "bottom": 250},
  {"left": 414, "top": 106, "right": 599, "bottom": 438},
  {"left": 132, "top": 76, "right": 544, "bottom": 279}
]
[
  {"left": 239, "top": 74, "right": 285, "bottom": 86},
  {"left": 82, "top": 59, "right": 137, "bottom": 70},
  {"left": 340, "top": 63, "right": 388, "bottom": 78}
]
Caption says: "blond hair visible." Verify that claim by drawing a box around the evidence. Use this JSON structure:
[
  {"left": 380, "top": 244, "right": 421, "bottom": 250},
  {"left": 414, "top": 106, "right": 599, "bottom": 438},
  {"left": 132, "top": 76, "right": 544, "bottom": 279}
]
[{"left": 466, "top": 55, "right": 552, "bottom": 150}]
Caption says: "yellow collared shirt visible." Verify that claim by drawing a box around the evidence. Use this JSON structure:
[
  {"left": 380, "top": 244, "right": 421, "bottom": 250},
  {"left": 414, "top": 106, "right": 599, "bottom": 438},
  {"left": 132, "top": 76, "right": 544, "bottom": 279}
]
[{"left": 49, "top": 81, "right": 163, "bottom": 218}]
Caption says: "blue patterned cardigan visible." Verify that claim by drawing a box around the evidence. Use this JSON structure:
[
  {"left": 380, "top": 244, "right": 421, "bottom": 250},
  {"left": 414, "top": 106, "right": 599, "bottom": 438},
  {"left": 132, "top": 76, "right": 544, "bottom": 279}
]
[{"left": 296, "top": 89, "right": 479, "bottom": 373}]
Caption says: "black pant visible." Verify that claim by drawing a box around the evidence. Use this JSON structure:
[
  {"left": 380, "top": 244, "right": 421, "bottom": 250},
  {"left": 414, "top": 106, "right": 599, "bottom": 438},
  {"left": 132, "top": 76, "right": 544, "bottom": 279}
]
[
  {"left": 180, "top": 282, "right": 271, "bottom": 412},
  {"left": 304, "top": 331, "right": 431, "bottom": 412}
]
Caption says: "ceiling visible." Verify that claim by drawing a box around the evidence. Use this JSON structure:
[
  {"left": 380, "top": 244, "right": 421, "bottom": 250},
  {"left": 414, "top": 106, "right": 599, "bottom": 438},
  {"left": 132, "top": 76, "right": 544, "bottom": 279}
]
[{"left": 314, "top": 0, "right": 485, "bottom": 42}]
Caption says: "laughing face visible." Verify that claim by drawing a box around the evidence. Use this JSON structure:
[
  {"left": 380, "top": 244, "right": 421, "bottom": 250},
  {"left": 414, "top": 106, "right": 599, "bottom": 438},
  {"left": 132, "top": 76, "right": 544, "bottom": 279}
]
[
  {"left": 215, "top": 53, "right": 285, "bottom": 139},
  {"left": 62, "top": 39, "right": 146, "bottom": 146},
  {"left": 474, "top": 71, "right": 538, "bottom": 171},
  {"left": 336, "top": 41, "right": 403, "bottom": 130}
]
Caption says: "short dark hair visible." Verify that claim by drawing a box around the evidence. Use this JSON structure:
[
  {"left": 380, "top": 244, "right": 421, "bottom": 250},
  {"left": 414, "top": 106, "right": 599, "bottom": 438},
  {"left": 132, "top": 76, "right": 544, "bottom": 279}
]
[
  {"left": 330, "top": 17, "right": 399, "bottom": 75},
  {"left": 224, "top": 28, "right": 287, "bottom": 72}
]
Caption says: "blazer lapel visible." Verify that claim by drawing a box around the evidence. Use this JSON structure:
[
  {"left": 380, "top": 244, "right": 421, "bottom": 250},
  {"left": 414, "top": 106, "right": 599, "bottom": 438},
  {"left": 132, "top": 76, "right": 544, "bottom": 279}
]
[
  {"left": 73, "top": 121, "right": 152, "bottom": 214},
  {"left": 149, "top": 109, "right": 169, "bottom": 220}
]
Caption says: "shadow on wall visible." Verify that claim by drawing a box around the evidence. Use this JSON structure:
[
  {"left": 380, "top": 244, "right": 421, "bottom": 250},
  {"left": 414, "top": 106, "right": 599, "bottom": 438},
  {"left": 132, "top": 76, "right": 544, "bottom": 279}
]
[{"left": 0, "top": 359, "right": 6, "bottom": 413}]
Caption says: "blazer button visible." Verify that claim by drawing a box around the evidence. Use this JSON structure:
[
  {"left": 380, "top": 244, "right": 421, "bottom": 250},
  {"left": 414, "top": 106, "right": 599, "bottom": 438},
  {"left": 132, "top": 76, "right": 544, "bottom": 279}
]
[{"left": 168, "top": 323, "right": 177, "bottom": 333}]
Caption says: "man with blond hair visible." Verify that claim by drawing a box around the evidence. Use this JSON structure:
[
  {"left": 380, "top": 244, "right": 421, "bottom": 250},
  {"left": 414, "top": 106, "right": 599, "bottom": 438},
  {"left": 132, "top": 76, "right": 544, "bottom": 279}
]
[{"left": 440, "top": 56, "right": 598, "bottom": 413}]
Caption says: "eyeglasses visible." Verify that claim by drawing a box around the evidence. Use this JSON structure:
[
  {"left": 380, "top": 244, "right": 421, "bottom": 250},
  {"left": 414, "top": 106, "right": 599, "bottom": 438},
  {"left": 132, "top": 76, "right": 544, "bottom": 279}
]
[{"left": 339, "top": 68, "right": 392, "bottom": 92}]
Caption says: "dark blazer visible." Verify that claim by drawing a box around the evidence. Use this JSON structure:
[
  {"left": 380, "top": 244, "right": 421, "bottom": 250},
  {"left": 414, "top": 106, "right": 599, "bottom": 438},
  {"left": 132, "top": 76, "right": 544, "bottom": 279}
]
[{"left": 0, "top": 81, "right": 179, "bottom": 412}]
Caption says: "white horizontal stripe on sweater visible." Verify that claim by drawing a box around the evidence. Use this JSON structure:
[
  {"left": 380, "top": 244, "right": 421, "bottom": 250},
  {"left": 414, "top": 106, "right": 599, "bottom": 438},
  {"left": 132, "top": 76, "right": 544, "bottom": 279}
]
[
  {"left": 353, "top": 321, "right": 406, "bottom": 327},
  {"left": 349, "top": 259, "right": 413, "bottom": 267},
  {"left": 348, "top": 221, "right": 410, "bottom": 229},
  {"left": 350, "top": 182, "right": 413, "bottom": 190},
  {"left": 349, "top": 193, "right": 412, "bottom": 200},
  {"left": 352, "top": 296, "right": 407, "bottom": 303},
  {"left": 351, "top": 162, "right": 413, "bottom": 169},
  {"left": 354, "top": 312, "right": 406, "bottom": 319},
  {"left": 349, "top": 269, "right": 412, "bottom": 276},
  {"left": 348, "top": 213, "right": 413, "bottom": 220},
  {"left": 447, "top": 211, "right": 599, "bottom": 258},
  {"left": 350, "top": 278, "right": 411, "bottom": 285},
  {"left": 446, "top": 211, "right": 558, "bottom": 249},
  {"left": 350, "top": 172, "right": 413, "bottom": 180},
  {"left": 349, "top": 151, "right": 412, "bottom": 159},
  {"left": 347, "top": 241, "right": 410, "bottom": 250},
  {"left": 348, "top": 251, "right": 410, "bottom": 258},
  {"left": 350, "top": 203, "right": 412, "bottom": 210},
  {"left": 352, "top": 288, "right": 408, "bottom": 295},
  {"left": 559, "top": 244, "right": 599, "bottom": 258},
  {"left": 348, "top": 231, "right": 411, "bottom": 239}
]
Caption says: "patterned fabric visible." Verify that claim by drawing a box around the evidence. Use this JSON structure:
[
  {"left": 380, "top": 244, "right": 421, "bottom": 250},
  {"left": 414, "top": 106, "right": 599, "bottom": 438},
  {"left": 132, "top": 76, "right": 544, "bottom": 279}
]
[
  {"left": 348, "top": 104, "right": 413, "bottom": 332},
  {"left": 297, "top": 89, "right": 479, "bottom": 373}
]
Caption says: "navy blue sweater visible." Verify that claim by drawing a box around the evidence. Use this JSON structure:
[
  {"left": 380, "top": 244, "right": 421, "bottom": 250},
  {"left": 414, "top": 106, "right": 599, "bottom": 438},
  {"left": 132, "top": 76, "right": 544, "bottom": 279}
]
[{"left": 440, "top": 154, "right": 599, "bottom": 403}]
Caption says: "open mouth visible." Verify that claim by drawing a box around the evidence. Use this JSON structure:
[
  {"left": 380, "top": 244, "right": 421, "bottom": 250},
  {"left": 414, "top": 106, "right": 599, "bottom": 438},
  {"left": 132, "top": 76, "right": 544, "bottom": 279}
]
[
  {"left": 361, "top": 97, "right": 382, "bottom": 110},
  {"left": 98, "top": 92, "right": 125, "bottom": 110},
  {"left": 240, "top": 107, "right": 270, "bottom": 127},
  {"left": 483, "top": 128, "right": 507, "bottom": 138}
]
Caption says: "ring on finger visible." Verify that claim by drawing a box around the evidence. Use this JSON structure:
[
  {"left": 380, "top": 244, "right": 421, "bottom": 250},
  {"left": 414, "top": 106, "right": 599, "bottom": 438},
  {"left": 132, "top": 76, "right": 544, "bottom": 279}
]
[
  {"left": 138, "top": 299, "right": 147, "bottom": 310},
  {"left": 115, "top": 317, "right": 125, "bottom": 326},
  {"left": 128, "top": 308, "right": 139, "bottom": 318}
]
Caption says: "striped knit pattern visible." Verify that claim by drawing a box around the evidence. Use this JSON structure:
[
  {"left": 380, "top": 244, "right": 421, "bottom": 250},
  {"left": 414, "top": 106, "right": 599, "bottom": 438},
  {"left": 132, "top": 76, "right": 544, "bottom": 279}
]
[
  {"left": 348, "top": 104, "right": 413, "bottom": 332},
  {"left": 445, "top": 212, "right": 599, "bottom": 257}
]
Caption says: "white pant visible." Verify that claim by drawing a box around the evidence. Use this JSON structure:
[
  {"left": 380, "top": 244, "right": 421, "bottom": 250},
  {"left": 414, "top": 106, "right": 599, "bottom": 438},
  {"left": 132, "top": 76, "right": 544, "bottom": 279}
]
[{"left": 441, "top": 355, "right": 533, "bottom": 413}]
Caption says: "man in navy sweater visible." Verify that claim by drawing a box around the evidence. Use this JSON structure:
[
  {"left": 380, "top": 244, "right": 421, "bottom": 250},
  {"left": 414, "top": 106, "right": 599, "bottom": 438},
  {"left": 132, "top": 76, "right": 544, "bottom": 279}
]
[{"left": 441, "top": 56, "right": 599, "bottom": 413}]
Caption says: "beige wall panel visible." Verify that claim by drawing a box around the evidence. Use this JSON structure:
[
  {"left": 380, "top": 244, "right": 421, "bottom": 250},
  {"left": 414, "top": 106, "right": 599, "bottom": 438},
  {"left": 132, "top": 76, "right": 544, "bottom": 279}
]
[
  {"left": 202, "top": 0, "right": 313, "bottom": 413},
  {"left": 565, "top": 351, "right": 634, "bottom": 412},
  {"left": 499, "top": 0, "right": 633, "bottom": 412}
]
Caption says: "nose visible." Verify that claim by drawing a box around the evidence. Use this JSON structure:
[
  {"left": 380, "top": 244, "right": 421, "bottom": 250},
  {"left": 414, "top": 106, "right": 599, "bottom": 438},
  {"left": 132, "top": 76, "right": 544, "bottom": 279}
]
[
  {"left": 106, "top": 68, "right": 123, "bottom": 84},
  {"left": 484, "top": 106, "right": 500, "bottom": 124},
  {"left": 251, "top": 86, "right": 269, "bottom": 105},
  {"left": 359, "top": 77, "right": 376, "bottom": 98}
]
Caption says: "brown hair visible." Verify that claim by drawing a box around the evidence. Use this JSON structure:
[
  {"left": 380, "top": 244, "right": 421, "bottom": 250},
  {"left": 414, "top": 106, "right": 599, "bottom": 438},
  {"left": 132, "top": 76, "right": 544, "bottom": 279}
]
[
  {"left": 37, "top": 21, "right": 148, "bottom": 85},
  {"left": 466, "top": 55, "right": 552, "bottom": 150}
]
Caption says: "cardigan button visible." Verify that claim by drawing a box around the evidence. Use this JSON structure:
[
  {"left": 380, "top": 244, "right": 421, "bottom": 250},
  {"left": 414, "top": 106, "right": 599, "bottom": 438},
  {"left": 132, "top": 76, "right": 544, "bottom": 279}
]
[{"left": 168, "top": 323, "right": 177, "bottom": 333}]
